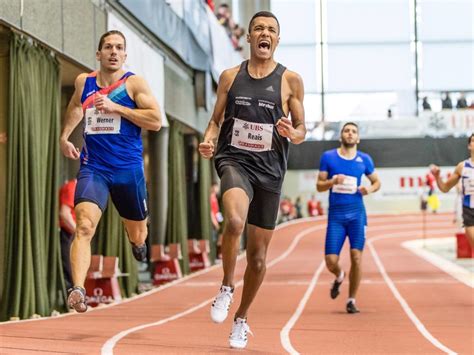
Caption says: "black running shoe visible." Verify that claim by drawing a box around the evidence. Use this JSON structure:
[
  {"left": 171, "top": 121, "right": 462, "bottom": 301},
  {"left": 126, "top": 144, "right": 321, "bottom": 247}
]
[
  {"left": 330, "top": 273, "right": 344, "bottom": 299},
  {"left": 346, "top": 300, "right": 360, "bottom": 314},
  {"left": 132, "top": 243, "right": 147, "bottom": 262},
  {"left": 67, "top": 286, "right": 88, "bottom": 313}
]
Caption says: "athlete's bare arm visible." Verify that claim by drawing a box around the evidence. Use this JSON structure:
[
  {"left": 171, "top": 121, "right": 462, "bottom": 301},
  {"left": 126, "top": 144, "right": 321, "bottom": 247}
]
[
  {"left": 430, "top": 162, "right": 462, "bottom": 193},
  {"left": 276, "top": 70, "right": 306, "bottom": 144},
  {"left": 359, "top": 172, "right": 381, "bottom": 196},
  {"left": 316, "top": 171, "right": 345, "bottom": 192},
  {"left": 199, "top": 66, "right": 239, "bottom": 159},
  {"left": 94, "top": 75, "right": 161, "bottom": 131},
  {"left": 60, "top": 73, "right": 88, "bottom": 160}
]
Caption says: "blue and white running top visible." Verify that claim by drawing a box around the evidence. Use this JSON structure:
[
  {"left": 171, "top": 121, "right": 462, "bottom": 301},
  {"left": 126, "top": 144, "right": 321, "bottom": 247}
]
[
  {"left": 319, "top": 149, "right": 375, "bottom": 210},
  {"left": 461, "top": 159, "right": 474, "bottom": 208}
]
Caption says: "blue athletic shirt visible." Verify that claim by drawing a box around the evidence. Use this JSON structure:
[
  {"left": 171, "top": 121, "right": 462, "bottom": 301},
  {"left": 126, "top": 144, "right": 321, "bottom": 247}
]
[
  {"left": 80, "top": 71, "right": 142, "bottom": 170},
  {"left": 319, "top": 149, "right": 375, "bottom": 210},
  {"left": 461, "top": 159, "right": 474, "bottom": 208}
]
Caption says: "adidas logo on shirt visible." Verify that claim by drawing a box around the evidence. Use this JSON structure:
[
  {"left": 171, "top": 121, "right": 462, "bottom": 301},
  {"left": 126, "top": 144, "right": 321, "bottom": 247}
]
[
  {"left": 355, "top": 156, "right": 363, "bottom": 162},
  {"left": 265, "top": 85, "right": 274, "bottom": 92}
]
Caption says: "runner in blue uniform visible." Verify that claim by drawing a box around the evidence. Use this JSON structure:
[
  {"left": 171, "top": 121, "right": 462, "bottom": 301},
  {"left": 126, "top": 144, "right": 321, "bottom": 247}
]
[
  {"left": 317, "top": 122, "right": 380, "bottom": 314},
  {"left": 430, "top": 133, "right": 474, "bottom": 248},
  {"left": 60, "top": 30, "right": 162, "bottom": 313},
  {"left": 199, "top": 11, "right": 306, "bottom": 349}
]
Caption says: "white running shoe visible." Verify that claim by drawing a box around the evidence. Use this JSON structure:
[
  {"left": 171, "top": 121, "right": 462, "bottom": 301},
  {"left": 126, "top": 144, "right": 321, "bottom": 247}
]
[
  {"left": 210, "top": 285, "right": 233, "bottom": 323},
  {"left": 229, "top": 317, "right": 253, "bottom": 349}
]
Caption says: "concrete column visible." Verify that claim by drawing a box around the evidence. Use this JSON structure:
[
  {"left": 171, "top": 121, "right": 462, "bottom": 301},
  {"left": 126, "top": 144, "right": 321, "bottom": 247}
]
[{"left": 148, "top": 127, "right": 169, "bottom": 245}]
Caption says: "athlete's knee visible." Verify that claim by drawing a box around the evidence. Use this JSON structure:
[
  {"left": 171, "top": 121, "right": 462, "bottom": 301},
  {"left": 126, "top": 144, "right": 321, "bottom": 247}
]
[
  {"left": 247, "top": 254, "right": 266, "bottom": 274},
  {"left": 224, "top": 215, "right": 246, "bottom": 236},
  {"left": 75, "top": 217, "right": 96, "bottom": 241},
  {"left": 325, "top": 255, "right": 339, "bottom": 271},
  {"left": 350, "top": 250, "right": 363, "bottom": 266}
]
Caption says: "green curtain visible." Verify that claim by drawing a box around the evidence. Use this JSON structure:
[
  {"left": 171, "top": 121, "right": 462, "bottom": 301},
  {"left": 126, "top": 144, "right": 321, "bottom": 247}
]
[
  {"left": 1, "top": 33, "right": 63, "bottom": 321},
  {"left": 198, "top": 153, "right": 214, "bottom": 263},
  {"left": 166, "top": 120, "right": 189, "bottom": 274},
  {"left": 92, "top": 201, "right": 138, "bottom": 297}
]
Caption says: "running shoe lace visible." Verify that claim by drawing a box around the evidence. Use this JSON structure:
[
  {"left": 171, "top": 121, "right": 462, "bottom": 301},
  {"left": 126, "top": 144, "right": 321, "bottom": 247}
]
[
  {"left": 213, "top": 288, "right": 232, "bottom": 310},
  {"left": 230, "top": 319, "right": 253, "bottom": 341}
]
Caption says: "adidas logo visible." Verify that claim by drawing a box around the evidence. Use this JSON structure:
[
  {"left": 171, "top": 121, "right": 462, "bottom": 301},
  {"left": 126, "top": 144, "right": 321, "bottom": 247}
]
[
  {"left": 265, "top": 85, "right": 274, "bottom": 92},
  {"left": 356, "top": 156, "right": 363, "bottom": 162}
]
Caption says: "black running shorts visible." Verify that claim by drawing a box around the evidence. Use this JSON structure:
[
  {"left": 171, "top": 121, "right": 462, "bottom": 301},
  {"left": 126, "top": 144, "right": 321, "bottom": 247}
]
[
  {"left": 218, "top": 164, "right": 280, "bottom": 230},
  {"left": 463, "top": 206, "right": 474, "bottom": 227}
]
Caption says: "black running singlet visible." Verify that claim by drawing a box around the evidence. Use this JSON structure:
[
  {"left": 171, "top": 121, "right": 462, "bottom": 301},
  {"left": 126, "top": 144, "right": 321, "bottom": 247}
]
[{"left": 214, "top": 60, "right": 288, "bottom": 193}]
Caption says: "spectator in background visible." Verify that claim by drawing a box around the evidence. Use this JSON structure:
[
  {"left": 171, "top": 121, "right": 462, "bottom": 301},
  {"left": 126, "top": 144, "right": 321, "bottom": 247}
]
[
  {"left": 215, "top": 3, "right": 245, "bottom": 51},
  {"left": 307, "top": 194, "right": 323, "bottom": 217},
  {"left": 205, "top": 0, "right": 215, "bottom": 12},
  {"left": 441, "top": 92, "right": 453, "bottom": 109},
  {"left": 59, "top": 179, "right": 77, "bottom": 290},
  {"left": 456, "top": 93, "right": 468, "bottom": 109},
  {"left": 279, "top": 196, "right": 293, "bottom": 223},
  {"left": 422, "top": 97, "right": 431, "bottom": 111},
  {"left": 210, "top": 182, "right": 223, "bottom": 259},
  {"left": 294, "top": 196, "right": 303, "bottom": 219}
]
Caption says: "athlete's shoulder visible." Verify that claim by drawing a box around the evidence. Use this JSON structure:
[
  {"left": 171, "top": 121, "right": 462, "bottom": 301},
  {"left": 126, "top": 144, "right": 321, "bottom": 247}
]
[
  {"left": 357, "top": 150, "right": 372, "bottom": 160},
  {"left": 322, "top": 149, "right": 337, "bottom": 159},
  {"left": 218, "top": 65, "right": 241, "bottom": 91},
  {"left": 282, "top": 69, "right": 303, "bottom": 87}
]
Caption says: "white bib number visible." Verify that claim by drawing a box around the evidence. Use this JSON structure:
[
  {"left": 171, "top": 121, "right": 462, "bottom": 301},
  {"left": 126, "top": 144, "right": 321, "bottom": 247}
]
[
  {"left": 463, "top": 167, "right": 474, "bottom": 195},
  {"left": 85, "top": 108, "right": 121, "bottom": 135},
  {"left": 332, "top": 175, "right": 358, "bottom": 194},
  {"left": 230, "top": 118, "right": 273, "bottom": 152}
]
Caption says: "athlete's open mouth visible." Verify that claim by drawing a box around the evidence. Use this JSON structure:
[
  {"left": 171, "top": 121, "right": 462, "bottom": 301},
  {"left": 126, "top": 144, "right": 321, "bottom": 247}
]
[{"left": 258, "top": 40, "right": 270, "bottom": 50}]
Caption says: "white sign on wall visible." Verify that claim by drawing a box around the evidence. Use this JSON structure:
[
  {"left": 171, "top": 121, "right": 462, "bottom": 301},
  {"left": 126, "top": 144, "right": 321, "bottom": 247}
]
[{"left": 107, "top": 12, "right": 168, "bottom": 126}]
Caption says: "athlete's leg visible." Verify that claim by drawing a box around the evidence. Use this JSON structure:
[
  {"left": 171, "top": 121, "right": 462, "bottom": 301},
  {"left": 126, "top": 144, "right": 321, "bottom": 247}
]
[
  {"left": 347, "top": 215, "right": 366, "bottom": 299},
  {"left": 465, "top": 226, "right": 474, "bottom": 249},
  {"left": 71, "top": 166, "right": 109, "bottom": 288},
  {"left": 348, "top": 248, "right": 363, "bottom": 298},
  {"left": 325, "top": 218, "right": 346, "bottom": 277},
  {"left": 123, "top": 217, "right": 148, "bottom": 246},
  {"left": 221, "top": 188, "right": 250, "bottom": 287},
  {"left": 235, "top": 224, "right": 273, "bottom": 319},
  {"left": 70, "top": 202, "right": 102, "bottom": 288},
  {"left": 110, "top": 167, "right": 149, "bottom": 260}
]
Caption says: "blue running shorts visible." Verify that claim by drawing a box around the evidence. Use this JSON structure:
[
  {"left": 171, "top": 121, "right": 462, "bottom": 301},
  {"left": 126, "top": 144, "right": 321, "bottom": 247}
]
[
  {"left": 325, "top": 209, "right": 366, "bottom": 255},
  {"left": 74, "top": 165, "right": 148, "bottom": 221}
]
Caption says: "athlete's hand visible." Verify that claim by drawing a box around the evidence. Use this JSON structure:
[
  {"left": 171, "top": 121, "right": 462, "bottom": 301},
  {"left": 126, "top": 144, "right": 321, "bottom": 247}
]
[
  {"left": 199, "top": 141, "right": 215, "bottom": 159},
  {"left": 94, "top": 94, "right": 118, "bottom": 114},
  {"left": 60, "top": 139, "right": 80, "bottom": 160},
  {"left": 276, "top": 117, "right": 294, "bottom": 140},
  {"left": 332, "top": 174, "right": 345, "bottom": 185},
  {"left": 359, "top": 186, "right": 370, "bottom": 196},
  {"left": 429, "top": 164, "right": 440, "bottom": 177}
]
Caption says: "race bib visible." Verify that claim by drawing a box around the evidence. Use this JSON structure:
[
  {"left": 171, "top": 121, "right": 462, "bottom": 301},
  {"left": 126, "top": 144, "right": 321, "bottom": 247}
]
[
  {"left": 85, "top": 108, "right": 121, "bottom": 135},
  {"left": 463, "top": 167, "right": 474, "bottom": 195},
  {"left": 332, "top": 175, "right": 358, "bottom": 194},
  {"left": 230, "top": 118, "right": 273, "bottom": 152}
]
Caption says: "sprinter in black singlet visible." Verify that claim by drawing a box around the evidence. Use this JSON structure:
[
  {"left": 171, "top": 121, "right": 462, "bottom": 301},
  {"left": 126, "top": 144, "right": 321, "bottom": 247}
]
[{"left": 199, "top": 11, "right": 306, "bottom": 349}]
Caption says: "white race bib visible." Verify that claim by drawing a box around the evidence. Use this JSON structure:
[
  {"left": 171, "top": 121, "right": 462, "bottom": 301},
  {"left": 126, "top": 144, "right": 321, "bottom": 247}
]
[
  {"left": 230, "top": 118, "right": 273, "bottom": 152},
  {"left": 462, "top": 167, "right": 474, "bottom": 195},
  {"left": 332, "top": 175, "right": 358, "bottom": 194},
  {"left": 85, "top": 108, "right": 121, "bottom": 135}
]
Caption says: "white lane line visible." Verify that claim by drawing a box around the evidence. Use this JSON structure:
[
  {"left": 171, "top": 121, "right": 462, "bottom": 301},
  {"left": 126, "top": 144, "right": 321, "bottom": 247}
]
[
  {"left": 280, "top": 224, "right": 456, "bottom": 355},
  {"left": 0, "top": 218, "right": 325, "bottom": 326},
  {"left": 368, "top": 236, "right": 457, "bottom": 355},
  {"left": 402, "top": 238, "right": 473, "bottom": 288},
  {"left": 280, "top": 260, "right": 326, "bottom": 355},
  {"left": 101, "top": 224, "right": 325, "bottom": 355}
]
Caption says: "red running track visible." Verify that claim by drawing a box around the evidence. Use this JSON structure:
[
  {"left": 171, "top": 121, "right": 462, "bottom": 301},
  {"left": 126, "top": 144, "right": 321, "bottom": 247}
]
[{"left": 0, "top": 213, "right": 472, "bottom": 354}]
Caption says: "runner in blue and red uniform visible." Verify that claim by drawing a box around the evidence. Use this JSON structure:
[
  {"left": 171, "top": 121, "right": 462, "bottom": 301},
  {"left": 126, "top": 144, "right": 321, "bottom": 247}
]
[
  {"left": 60, "top": 30, "right": 162, "bottom": 313},
  {"left": 317, "top": 122, "right": 381, "bottom": 314},
  {"left": 430, "top": 133, "right": 474, "bottom": 249}
]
